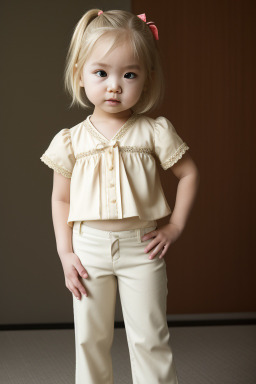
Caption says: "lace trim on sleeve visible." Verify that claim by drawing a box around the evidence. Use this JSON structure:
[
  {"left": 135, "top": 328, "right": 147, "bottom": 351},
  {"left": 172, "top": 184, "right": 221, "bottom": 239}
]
[
  {"left": 40, "top": 154, "right": 72, "bottom": 178},
  {"left": 161, "top": 142, "right": 189, "bottom": 170}
]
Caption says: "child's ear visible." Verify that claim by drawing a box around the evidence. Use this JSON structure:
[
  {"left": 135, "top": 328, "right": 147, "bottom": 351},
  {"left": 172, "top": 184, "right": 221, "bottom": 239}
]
[
  {"left": 74, "top": 64, "right": 84, "bottom": 87},
  {"left": 79, "top": 72, "right": 84, "bottom": 87}
]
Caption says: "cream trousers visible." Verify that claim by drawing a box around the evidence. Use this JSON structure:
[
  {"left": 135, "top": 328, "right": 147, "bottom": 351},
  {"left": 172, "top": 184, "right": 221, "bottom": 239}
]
[{"left": 72, "top": 221, "right": 179, "bottom": 384}]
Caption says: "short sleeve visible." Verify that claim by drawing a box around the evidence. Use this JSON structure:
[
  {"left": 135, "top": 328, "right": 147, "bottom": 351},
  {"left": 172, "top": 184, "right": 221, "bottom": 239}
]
[
  {"left": 40, "top": 128, "right": 76, "bottom": 178},
  {"left": 154, "top": 116, "right": 190, "bottom": 170}
]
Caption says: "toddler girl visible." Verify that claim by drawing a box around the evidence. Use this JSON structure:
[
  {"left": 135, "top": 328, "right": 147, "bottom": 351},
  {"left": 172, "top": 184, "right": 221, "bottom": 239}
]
[{"left": 40, "top": 8, "right": 200, "bottom": 384}]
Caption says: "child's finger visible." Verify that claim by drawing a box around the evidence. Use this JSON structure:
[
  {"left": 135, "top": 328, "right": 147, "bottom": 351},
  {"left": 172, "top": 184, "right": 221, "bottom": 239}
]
[
  {"left": 71, "top": 274, "right": 88, "bottom": 296},
  {"left": 75, "top": 279, "right": 88, "bottom": 297},
  {"left": 144, "top": 238, "right": 158, "bottom": 253},
  {"left": 142, "top": 232, "right": 152, "bottom": 241},
  {"left": 142, "top": 230, "right": 158, "bottom": 242},
  {"left": 74, "top": 259, "right": 88, "bottom": 278},
  {"left": 70, "top": 284, "right": 81, "bottom": 300},
  {"left": 70, "top": 281, "right": 88, "bottom": 299}
]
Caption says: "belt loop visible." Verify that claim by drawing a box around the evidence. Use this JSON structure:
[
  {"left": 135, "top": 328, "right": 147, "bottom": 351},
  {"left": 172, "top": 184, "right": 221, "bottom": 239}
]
[
  {"left": 79, "top": 221, "right": 82, "bottom": 235},
  {"left": 137, "top": 228, "right": 142, "bottom": 243}
]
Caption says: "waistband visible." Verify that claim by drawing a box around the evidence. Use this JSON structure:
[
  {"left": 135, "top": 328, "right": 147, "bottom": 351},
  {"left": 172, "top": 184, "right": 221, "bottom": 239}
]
[{"left": 73, "top": 221, "right": 157, "bottom": 241}]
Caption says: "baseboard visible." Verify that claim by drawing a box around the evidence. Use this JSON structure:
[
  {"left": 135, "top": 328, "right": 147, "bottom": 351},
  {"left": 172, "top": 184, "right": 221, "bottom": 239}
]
[
  {"left": 166, "top": 312, "right": 256, "bottom": 327},
  {"left": 1, "top": 312, "right": 255, "bottom": 331}
]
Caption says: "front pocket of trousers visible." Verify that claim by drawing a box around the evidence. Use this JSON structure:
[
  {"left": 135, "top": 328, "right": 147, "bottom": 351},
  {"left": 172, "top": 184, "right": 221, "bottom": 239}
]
[{"left": 72, "top": 231, "right": 91, "bottom": 263}]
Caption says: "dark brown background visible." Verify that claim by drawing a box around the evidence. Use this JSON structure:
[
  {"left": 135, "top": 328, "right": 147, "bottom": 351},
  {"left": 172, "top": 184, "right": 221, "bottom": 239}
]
[
  {"left": 137, "top": 0, "right": 256, "bottom": 314},
  {"left": 1, "top": 0, "right": 255, "bottom": 324}
]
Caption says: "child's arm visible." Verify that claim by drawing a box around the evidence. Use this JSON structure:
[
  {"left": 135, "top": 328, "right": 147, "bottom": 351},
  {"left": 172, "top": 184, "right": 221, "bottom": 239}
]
[
  {"left": 51, "top": 171, "right": 88, "bottom": 300},
  {"left": 168, "top": 151, "right": 200, "bottom": 232},
  {"left": 142, "top": 151, "right": 200, "bottom": 260},
  {"left": 51, "top": 172, "right": 73, "bottom": 256}
]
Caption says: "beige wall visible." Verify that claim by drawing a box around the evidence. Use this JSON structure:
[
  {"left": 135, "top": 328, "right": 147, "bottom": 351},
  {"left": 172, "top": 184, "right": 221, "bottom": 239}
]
[{"left": 1, "top": 0, "right": 255, "bottom": 325}]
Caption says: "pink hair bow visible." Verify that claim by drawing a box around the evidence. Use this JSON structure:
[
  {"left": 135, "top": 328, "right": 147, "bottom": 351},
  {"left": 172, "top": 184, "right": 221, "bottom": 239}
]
[{"left": 137, "top": 13, "right": 159, "bottom": 40}]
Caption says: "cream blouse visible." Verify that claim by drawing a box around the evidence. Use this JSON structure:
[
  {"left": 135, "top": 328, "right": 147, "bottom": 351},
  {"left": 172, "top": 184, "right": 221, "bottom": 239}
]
[{"left": 40, "top": 113, "right": 189, "bottom": 229}]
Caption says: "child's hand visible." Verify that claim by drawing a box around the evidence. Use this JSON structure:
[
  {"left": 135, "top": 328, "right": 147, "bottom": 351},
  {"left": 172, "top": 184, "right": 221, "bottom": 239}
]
[
  {"left": 60, "top": 252, "right": 89, "bottom": 300},
  {"left": 141, "top": 223, "right": 182, "bottom": 260}
]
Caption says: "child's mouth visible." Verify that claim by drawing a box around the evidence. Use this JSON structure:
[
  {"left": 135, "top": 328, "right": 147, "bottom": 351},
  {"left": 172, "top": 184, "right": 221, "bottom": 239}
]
[{"left": 106, "top": 100, "right": 120, "bottom": 105}]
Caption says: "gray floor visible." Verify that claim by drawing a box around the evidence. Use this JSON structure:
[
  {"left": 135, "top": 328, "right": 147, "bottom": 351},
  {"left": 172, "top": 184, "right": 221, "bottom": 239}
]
[{"left": 0, "top": 325, "right": 256, "bottom": 384}]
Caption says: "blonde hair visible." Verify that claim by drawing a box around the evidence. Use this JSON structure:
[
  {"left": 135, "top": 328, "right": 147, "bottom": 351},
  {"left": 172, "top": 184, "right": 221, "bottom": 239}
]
[{"left": 64, "top": 9, "right": 165, "bottom": 114}]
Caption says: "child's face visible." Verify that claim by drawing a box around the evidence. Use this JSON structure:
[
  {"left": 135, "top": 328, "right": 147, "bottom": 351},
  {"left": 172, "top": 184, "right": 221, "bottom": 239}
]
[{"left": 79, "top": 35, "right": 147, "bottom": 116}]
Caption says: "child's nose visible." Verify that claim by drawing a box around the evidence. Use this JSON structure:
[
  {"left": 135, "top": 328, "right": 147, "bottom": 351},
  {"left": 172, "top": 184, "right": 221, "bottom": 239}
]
[{"left": 107, "top": 80, "right": 121, "bottom": 93}]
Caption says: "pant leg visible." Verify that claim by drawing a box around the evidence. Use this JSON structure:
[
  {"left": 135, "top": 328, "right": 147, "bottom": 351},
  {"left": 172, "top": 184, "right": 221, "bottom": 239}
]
[
  {"left": 72, "top": 226, "right": 117, "bottom": 384},
  {"left": 116, "top": 226, "right": 179, "bottom": 384}
]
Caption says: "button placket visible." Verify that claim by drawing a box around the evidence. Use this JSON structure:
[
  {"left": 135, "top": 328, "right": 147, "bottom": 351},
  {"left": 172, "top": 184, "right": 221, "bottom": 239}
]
[
  {"left": 107, "top": 147, "right": 114, "bottom": 171},
  {"left": 96, "top": 139, "right": 121, "bottom": 219},
  {"left": 108, "top": 144, "right": 118, "bottom": 217},
  {"left": 114, "top": 144, "right": 122, "bottom": 218}
]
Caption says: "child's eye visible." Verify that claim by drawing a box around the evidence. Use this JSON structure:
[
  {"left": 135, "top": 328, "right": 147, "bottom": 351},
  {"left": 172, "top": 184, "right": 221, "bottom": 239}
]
[
  {"left": 124, "top": 72, "right": 137, "bottom": 79},
  {"left": 95, "top": 70, "right": 107, "bottom": 77},
  {"left": 94, "top": 70, "right": 137, "bottom": 79}
]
